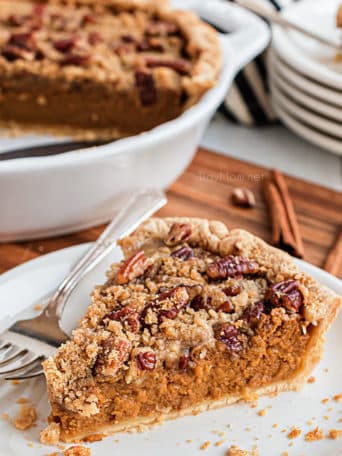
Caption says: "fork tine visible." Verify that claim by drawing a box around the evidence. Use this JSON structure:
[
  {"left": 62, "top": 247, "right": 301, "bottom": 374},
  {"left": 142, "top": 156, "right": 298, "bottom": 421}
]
[
  {"left": 5, "top": 357, "right": 45, "bottom": 380},
  {"left": 0, "top": 353, "right": 44, "bottom": 375},
  {"left": 0, "top": 345, "right": 28, "bottom": 367}
]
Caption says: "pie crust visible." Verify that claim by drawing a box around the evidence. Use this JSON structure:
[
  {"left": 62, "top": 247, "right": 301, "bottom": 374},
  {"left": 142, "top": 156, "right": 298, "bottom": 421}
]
[
  {"left": 42, "top": 217, "right": 341, "bottom": 443},
  {"left": 0, "top": 1, "right": 221, "bottom": 139}
]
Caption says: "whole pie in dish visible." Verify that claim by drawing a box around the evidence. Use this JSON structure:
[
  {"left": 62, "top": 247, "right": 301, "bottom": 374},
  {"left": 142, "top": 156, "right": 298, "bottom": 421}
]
[
  {"left": 0, "top": 0, "right": 221, "bottom": 140},
  {"left": 42, "top": 218, "right": 341, "bottom": 443}
]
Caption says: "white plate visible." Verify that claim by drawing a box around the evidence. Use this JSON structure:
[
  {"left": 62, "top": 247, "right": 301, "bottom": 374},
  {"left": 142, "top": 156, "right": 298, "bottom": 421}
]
[
  {"left": 0, "top": 244, "right": 341, "bottom": 456},
  {"left": 271, "top": 97, "right": 342, "bottom": 156},
  {"left": 270, "top": 80, "right": 342, "bottom": 140},
  {"left": 269, "top": 56, "right": 342, "bottom": 122},
  {"left": 269, "top": 50, "right": 342, "bottom": 108},
  {"left": 272, "top": 0, "right": 342, "bottom": 90}
]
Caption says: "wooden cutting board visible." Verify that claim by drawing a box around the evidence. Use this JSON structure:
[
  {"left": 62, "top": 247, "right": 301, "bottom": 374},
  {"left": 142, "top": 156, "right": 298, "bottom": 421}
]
[{"left": 0, "top": 148, "right": 341, "bottom": 278}]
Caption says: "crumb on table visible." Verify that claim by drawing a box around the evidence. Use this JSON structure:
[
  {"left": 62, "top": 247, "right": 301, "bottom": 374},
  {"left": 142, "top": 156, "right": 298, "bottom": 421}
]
[
  {"left": 327, "top": 429, "right": 342, "bottom": 439},
  {"left": 11, "top": 404, "right": 37, "bottom": 430},
  {"left": 305, "top": 427, "right": 324, "bottom": 442},
  {"left": 307, "top": 376, "right": 315, "bottom": 383},
  {"left": 200, "top": 441, "right": 210, "bottom": 450},
  {"left": 257, "top": 409, "right": 266, "bottom": 417},
  {"left": 226, "top": 445, "right": 259, "bottom": 456},
  {"left": 333, "top": 393, "right": 342, "bottom": 402},
  {"left": 287, "top": 427, "right": 301, "bottom": 439},
  {"left": 64, "top": 446, "right": 91, "bottom": 456}
]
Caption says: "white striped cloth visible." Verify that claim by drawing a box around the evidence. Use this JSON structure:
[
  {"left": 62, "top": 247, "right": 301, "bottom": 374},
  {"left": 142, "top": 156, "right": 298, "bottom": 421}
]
[{"left": 222, "top": 0, "right": 297, "bottom": 125}]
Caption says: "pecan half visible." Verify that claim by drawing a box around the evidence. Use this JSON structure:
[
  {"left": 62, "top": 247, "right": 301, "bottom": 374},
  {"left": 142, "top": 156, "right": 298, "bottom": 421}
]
[
  {"left": 105, "top": 306, "right": 140, "bottom": 333},
  {"left": 240, "top": 301, "right": 264, "bottom": 327},
  {"left": 136, "top": 351, "right": 156, "bottom": 371},
  {"left": 231, "top": 187, "right": 256, "bottom": 208},
  {"left": 171, "top": 245, "right": 194, "bottom": 261},
  {"left": 165, "top": 223, "right": 192, "bottom": 246},
  {"left": 94, "top": 336, "right": 130, "bottom": 376},
  {"left": 135, "top": 69, "right": 157, "bottom": 107},
  {"left": 145, "top": 56, "right": 191, "bottom": 75},
  {"left": 265, "top": 280, "right": 303, "bottom": 312},
  {"left": 115, "top": 251, "right": 147, "bottom": 285},
  {"left": 207, "top": 255, "right": 259, "bottom": 280},
  {"left": 215, "top": 323, "right": 243, "bottom": 355},
  {"left": 146, "top": 21, "right": 179, "bottom": 36}
]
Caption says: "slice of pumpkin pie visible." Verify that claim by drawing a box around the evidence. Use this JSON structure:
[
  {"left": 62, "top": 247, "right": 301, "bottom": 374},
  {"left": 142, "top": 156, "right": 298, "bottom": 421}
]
[{"left": 42, "top": 218, "right": 341, "bottom": 443}]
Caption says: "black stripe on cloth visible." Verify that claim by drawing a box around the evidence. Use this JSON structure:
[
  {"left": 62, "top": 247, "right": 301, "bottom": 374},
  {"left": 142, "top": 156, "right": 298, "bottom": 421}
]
[
  {"left": 219, "top": 102, "right": 238, "bottom": 123},
  {"left": 254, "top": 53, "right": 268, "bottom": 93},
  {"left": 267, "top": 0, "right": 281, "bottom": 11},
  {"left": 232, "top": 70, "right": 269, "bottom": 126}
]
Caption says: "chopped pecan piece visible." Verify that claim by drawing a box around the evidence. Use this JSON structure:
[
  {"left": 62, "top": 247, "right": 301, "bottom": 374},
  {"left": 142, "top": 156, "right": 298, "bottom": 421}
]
[
  {"left": 178, "top": 351, "right": 190, "bottom": 371},
  {"left": 218, "top": 300, "right": 234, "bottom": 313},
  {"left": 165, "top": 223, "right": 192, "bottom": 246},
  {"left": 8, "top": 14, "right": 28, "bottom": 27},
  {"left": 88, "top": 31, "right": 103, "bottom": 45},
  {"left": 94, "top": 336, "right": 130, "bottom": 376},
  {"left": 215, "top": 323, "right": 243, "bottom": 355},
  {"left": 1, "top": 45, "right": 35, "bottom": 61},
  {"left": 105, "top": 306, "right": 140, "bottom": 333},
  {"left": 8, "top": 32, "right": 36, "bottom": 51},
  {"left": 265, "top": 279, "right": 303, "bottom": 312},
  {"left": 158, "top": 286, "right": 189, "bottom": 320},
  {"left": 82, "top": 13, "right": 97, "bottom": 25},
  {"left": 171, "top": 245, "right": 194, "bottom": 260},
  {"left": 223, "top": 284, "right": 242, "bottom": 296},
  {"left": 53, "top": 36, "right": 79, "bottom": 53},
  {"left": 146, "top": 21, "right": 179, "bottom": 36},
  {"left": 190, "top": 295, "right": 212, "bottom": 311},
  {"left": 241, "top": 301, "right": 264, "bottom": 327},
  {"left": 136, "top": 351, "right": 156, "bottom": 371},
  {"left": 145, "top": 56, "right": 192, "bottom": 75},
  {"left": 115, "top": 251, "right": 147, "bottom": 285},
  {"left": 135, "top": 69, "right": 157, "bottom": 107},
  {"left": 207, "top": 255, "right": 259, "bottom": 280},
  {"left": 61, "top": 52, "right": 91, "bottom": 66}
]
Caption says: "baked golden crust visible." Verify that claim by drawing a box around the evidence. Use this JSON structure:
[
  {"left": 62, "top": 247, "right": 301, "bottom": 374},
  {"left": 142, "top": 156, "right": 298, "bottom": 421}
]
[
  {"left": 0, "top": 0, "right": 221, "bottom": 139},
  {"left": 43, "top": 217, "right": 341, "bottom": 443}
]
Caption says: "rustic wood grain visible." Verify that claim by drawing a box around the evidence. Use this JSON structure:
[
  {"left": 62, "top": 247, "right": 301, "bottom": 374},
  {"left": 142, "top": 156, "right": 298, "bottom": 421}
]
[{"left": 0, "top": 148, "right": 341, "bottom": 279}]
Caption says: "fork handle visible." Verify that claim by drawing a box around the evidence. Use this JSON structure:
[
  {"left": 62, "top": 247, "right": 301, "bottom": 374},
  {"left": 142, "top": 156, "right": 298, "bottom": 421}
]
[{"left": 44, "top": 188, "right": 167, "bottom": 320}]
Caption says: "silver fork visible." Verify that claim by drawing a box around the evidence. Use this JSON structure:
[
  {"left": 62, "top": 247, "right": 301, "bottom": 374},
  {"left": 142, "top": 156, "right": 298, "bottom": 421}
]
[{"left": 0, "top": 188, "right": 167, "bottom": 381}]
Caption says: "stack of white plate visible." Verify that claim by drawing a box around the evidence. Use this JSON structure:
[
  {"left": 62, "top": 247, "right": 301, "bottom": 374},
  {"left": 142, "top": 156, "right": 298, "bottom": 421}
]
[{"left": 269, "top": 0, "right": 342, "bottom": 155}]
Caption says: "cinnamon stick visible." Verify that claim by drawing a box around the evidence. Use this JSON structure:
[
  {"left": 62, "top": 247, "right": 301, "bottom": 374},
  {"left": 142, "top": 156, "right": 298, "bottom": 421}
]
[
  {"left": 263, "top": 170, "right": 304, "bottom": 258},
  {"left": 271, "top": 169, "right": 305, "bottom": 258},
  {"left": 323, "top": 229, "right": 342, "bottom": 276}
]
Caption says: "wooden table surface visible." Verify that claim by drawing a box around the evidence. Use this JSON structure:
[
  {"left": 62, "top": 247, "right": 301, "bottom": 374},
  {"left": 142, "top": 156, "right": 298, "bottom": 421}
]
[{"left": 1, "top": 148, "right": 341, "bottom": 279}]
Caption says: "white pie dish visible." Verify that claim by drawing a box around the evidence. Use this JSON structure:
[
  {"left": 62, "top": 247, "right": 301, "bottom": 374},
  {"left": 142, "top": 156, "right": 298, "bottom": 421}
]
[{"left": 0, "top": 0, "right": 269, "bottom": 242}]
